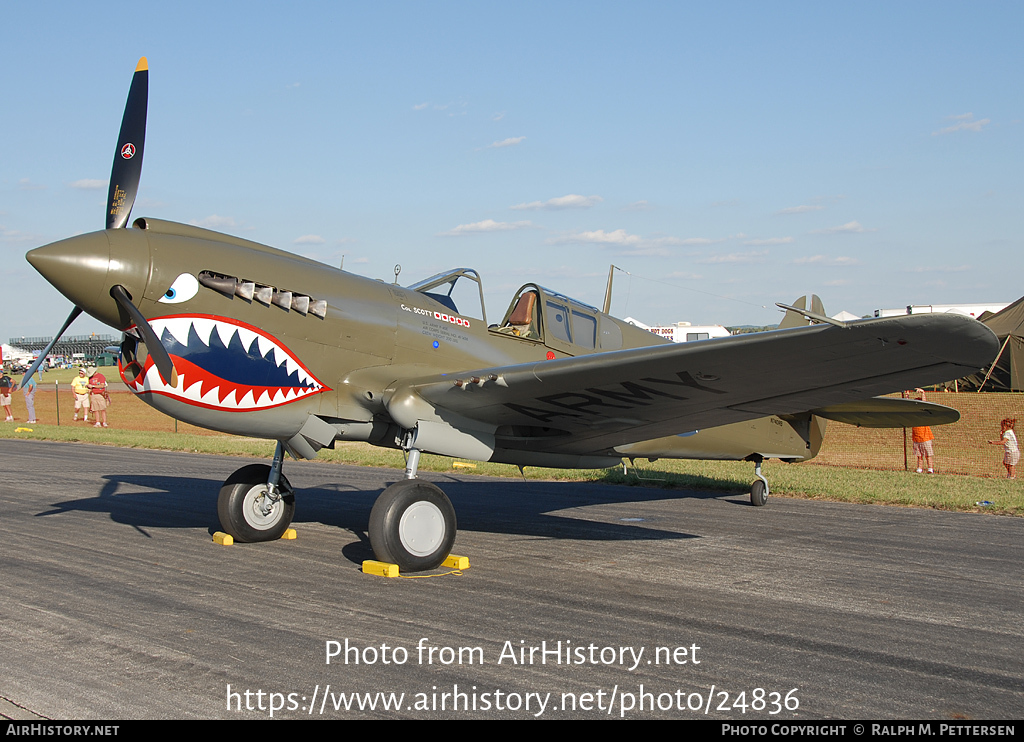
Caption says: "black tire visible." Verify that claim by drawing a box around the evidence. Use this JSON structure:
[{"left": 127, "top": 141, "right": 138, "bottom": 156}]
[
  {"left": 368, "top": 480, "right": 456, "bottom": 571},
  {"left": 217, "top": 464, "right": 295, "bottom": 542},
  {"left": 750, "top": 479, "right": 768, "bottom": 507}
]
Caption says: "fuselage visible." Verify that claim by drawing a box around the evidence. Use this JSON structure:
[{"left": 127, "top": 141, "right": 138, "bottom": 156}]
[{"left": 27, "top": 218, "right": 821, "bottom": 465}]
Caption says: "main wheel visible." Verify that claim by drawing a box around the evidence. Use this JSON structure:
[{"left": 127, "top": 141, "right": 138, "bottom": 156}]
[
  {"left": 750, "top": 479, "right": 768, "bottom": 507},
  {"left": 217, "top": 464, "right": 295, "bottom": 542},
  {"left": 368, "top": 480, "right": 456, "bottom": 571}
]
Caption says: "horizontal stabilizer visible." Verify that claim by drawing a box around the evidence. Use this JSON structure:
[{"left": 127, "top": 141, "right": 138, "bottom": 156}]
[{"left": 811, "top": 397, "right": 959, "bottom": 428}]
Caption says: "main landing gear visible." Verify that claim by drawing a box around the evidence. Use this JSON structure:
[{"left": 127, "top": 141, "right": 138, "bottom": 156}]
[
  {"left": 215, "top": 439, "right": 458, "bottom": 572},
  {"left": 368, "top": 443, "right": 457, "bottom": 572},
  {"left": 750, "top": 455, "right": 769, "bottom": 507},
  {"left": 217, "top": 442, "right": 295, "bottom": 542}
]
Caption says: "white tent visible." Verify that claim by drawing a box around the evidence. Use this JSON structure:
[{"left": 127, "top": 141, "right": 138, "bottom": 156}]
[{"left": 1, "top": 344, "right": 34, "bottom": 365}]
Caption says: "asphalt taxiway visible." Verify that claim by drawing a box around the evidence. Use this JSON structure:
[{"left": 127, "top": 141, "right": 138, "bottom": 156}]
[{"left": 1, "top": 439, "right": 1021, "bottom": 719}]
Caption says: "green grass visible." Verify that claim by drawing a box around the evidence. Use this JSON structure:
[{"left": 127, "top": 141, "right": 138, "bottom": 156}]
[
  {"left": 20, "top": 367, "right": 95, "bottom": 385},
  {"left": 3, "top": 422, "right": 1021, "bottom": 516}
]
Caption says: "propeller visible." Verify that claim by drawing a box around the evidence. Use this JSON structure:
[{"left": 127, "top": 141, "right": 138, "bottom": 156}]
[
  {"left": 107, "top": 57, "right": 148, "bottom": 230},
  {"left": 110, "top": 285, "right": 176, "bottom": 386},
  {"left": 21, "top": 58, "right": 175, "bottom": 389},
  {"left": 18, "top": 307, "right": 82, "bottom": 386}
]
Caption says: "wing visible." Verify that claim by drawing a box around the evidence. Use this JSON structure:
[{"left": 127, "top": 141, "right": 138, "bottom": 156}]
[{"left": 382, "top": 313, "right": 997, "bottom": 458}]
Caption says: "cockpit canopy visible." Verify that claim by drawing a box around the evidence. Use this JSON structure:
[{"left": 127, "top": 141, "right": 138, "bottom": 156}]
[
  {"left": 494, "top": 284, "right": 632, "bottom": 353},
  {"left": 406, "top": 268, "right": 487, "bottom": 323},
  {"left": 407, "top": 270, "right": 664, "bottom": 355}
]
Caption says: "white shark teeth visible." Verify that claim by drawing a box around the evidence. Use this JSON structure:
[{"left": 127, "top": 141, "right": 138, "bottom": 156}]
[
  {"left": 235, "top": 326, "right": 259, "bottom": 354},
  {"left": 154, "top": 317, "right": 191, "bottom": 348},
  {"left": 135, "top": 315, "right": 325, "bottom": 409}
]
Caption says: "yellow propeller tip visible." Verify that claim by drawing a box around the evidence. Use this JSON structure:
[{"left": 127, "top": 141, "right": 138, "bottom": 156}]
[{"left": 136, "top": 57, "right": 148, "bottom": 72}]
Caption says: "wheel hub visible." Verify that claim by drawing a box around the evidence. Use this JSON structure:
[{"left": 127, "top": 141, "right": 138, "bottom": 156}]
[
  {"left": 245, "top": 486, "right": 282, "bottom": 529},
  {"left": 398, "top": 501, "right": 445, "bottom": 557}
]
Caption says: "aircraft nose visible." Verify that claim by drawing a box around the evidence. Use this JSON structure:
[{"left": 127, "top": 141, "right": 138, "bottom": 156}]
[
  {"left": 27, "top": 228, "right": 150, "bottom": 328},
  {"left": 28, "top": 231, "right": 113, "bottom": 308}
]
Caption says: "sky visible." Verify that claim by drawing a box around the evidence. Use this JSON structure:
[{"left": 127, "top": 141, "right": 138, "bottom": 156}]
[{"left": 2, "top": 1, "right": 1021, "bottom": 340}]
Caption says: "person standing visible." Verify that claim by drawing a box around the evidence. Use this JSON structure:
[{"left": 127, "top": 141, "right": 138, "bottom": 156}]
[
  {"left": 989, "top": 418, "right": 1019, "bottom": 479},
  {"left": 909, "top": 388, "right": 935, "bottom": 473},
  {"left": 88, "top": 367, "right": 109, "bottom": 428},
  {"left": 0, "top": 371, "right": 13, "bottom": 421},
  {"left": 23, "top": 371, "right": 38, "bottom": 423},
  {"left": 71, "top": 367, "right": 91, "bottom": 422}
]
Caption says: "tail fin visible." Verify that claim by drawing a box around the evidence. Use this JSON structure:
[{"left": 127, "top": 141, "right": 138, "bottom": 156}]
[{"left": 778, "top": 294, "right": 826, "bottom": 329}]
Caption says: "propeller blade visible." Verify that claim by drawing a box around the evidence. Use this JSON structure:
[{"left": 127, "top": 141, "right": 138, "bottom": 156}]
[
  {"left": 19, "top": 307, "right": 83, "bottom": 389},
  {"left": 110, "top": 285, "right": 177, "bottom": 386},
  {"left": 106, "top": 57, "right": 148, "bottom": 230}
]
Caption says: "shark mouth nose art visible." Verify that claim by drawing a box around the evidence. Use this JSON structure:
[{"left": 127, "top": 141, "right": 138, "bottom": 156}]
[{"left": 120, "top": 314, "right": 329, "bottom": 411}]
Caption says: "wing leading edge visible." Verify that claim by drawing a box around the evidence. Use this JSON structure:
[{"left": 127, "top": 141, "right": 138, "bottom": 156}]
[{"left": 382, "top": 312, "right": 997, "bottom": 457}]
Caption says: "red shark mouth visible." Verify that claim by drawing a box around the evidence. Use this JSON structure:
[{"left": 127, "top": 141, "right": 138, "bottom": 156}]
[{"left": 119, "top": 314, "right": 329, "bottom": 411}]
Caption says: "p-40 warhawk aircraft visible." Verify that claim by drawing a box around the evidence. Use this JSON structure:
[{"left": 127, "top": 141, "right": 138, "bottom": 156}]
[{"left": 23, "top": 60, "right": 998, "bottom": 571}]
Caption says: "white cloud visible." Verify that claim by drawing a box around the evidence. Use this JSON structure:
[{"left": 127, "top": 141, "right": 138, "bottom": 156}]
[
  {"left": 933, "top": 113, "right": 991, "bottom": 135},
  {"left": 0, "top": 224, "right": 41, "bottom": 243},
  {"left": 622, "top": 200, "right": 652, "bottom": 212},
  {"left": 488, "top": 136, "right": 525, "bottom": 148},
  {"left": 669, "top": 237, "right": 718, "bottom": 246},
  {"left": 191, "top": 215, "right": 239, "bottom": 229},
  {"left": 793, "top": 255, "right": 860, "bottom": 266},
  {"left": 439, "top": 219, "right": 533, "bottom": 236},
  {"left": 906, "top": 265, "right": 971, "bottom": 273},
  {"left": 556, "top": 229, "right": 640, "bottom": 246},
  {"left": 744, "top": 237, "right": 793, "bottom": 246},
  {"left": 622, "top": 246, "right": 672, "bottom": 257},
  {"left": 697, "top": 250, "right": 768, "bottom": 264},
  {"left": 18, "top": 178, "right": 45, "bottom": 191},
  {"left": 492, "top": 111, "right": 505, "bottom": 121},
  {"left": 551, "top": 229, "right": 718, "bottom": 257},
  {"left": 413, "top": 102, "right": 429, "bottom": 111},
  {"left": 511, "top": 194, "right": 603, "bottom": 211},
  {"left": 811, "top": 221, "right": 874, "bottom": 235},
  {"left": 70, "top": 179, "right": 105, "bottom": 190},
  {"left": 777, "top": 204, "right": 824, "bottom": 215},
  {"left": 554, "top": 229, "right": 714, "bottom": 249},
  {"left": 294, "top": 234, "right": 326, "bottom": 245},
  {"left": 824, "top": 279, "right": 850, "bottom": 286}
]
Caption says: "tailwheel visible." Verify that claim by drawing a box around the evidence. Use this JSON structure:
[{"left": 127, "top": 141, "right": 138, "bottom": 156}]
[
  {"left": 217, "top": 464, "right": 295, "bottom": 542},
  {"left": 368, "top": 480, "right": 456, "bottom": 572}
]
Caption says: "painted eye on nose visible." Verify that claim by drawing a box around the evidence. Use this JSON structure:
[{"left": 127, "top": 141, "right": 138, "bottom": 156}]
[{"left": 158, "top": 273, "right": 200, "bottom": 304}]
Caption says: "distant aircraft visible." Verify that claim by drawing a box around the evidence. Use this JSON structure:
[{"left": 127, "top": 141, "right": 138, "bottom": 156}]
[{"left": 22, "top": 60, "right": 998, "bottom": 570}]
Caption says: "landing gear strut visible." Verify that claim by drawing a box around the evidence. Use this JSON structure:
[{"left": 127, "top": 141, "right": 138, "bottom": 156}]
[
  {"left": 750, "top": 455, "right": 769, "bottom": 507},
  {"left": 367, "top": 438, "right": 457, "bottom": 571},
  {"left": 218, "top": 441, "right": 295, "bottom": 541}
]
